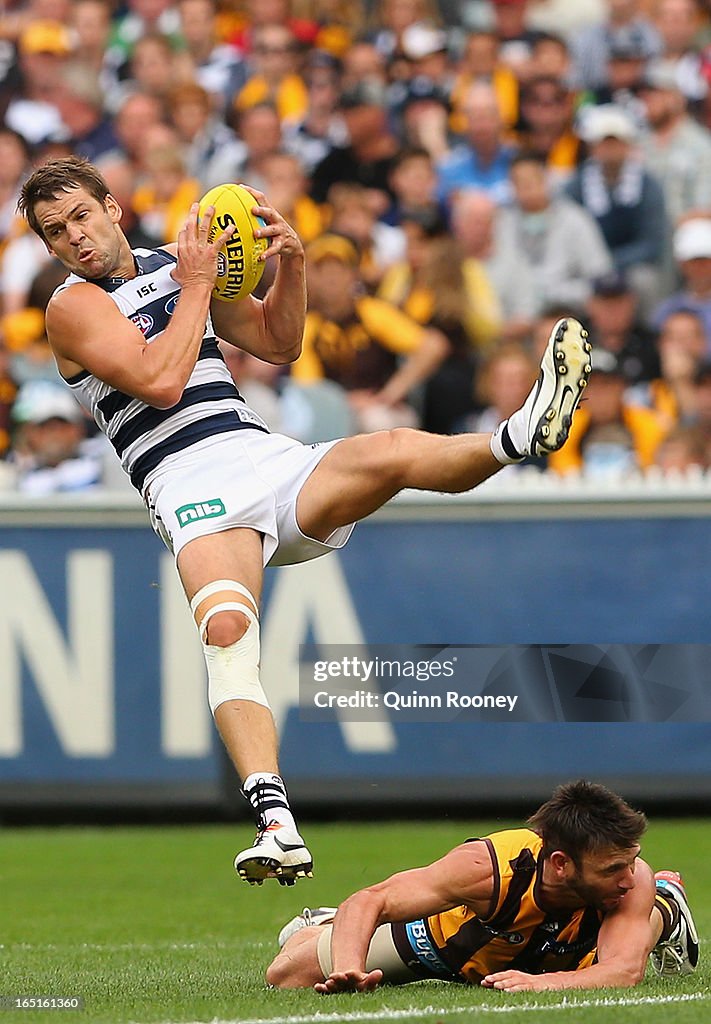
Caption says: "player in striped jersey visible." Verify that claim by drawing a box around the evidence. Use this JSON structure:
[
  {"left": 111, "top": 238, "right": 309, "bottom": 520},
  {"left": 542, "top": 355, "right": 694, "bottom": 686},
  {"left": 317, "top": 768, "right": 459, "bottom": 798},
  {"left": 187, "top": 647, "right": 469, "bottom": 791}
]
[
  {"left": 268, "top": 781, "right": 698, "bottom": 991},
  {"left": 19, "top": 158, "right": 591, "bottom": 887}
]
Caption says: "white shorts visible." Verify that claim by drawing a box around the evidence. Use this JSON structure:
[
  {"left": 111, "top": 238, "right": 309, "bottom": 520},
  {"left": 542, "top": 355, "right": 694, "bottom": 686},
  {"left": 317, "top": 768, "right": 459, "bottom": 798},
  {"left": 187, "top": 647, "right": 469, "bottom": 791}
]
[{"left": 143, "top": 429, "right": 355, "bottom": 566}]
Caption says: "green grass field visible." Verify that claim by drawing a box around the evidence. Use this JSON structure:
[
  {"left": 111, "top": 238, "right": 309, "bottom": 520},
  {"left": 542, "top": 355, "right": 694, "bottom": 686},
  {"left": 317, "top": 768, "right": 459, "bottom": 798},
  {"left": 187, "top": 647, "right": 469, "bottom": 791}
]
[{"left": 2, "top": 818, "right": 710, "bottom": 1024}]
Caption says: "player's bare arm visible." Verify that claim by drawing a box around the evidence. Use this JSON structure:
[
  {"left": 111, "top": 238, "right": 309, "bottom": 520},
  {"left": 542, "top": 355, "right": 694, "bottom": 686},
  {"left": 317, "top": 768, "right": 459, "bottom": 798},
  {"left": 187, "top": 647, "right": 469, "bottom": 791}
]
[
  {"left": 192, "top": 185, "right": 305, "bottom": 365},
  {"left": 315, "top": 841, "right": 495, "bottom": 994},
  {"left": 482, "top": 859, "right": 657, "bottom": 993},
  {"left": 46, "top": 204, "right": 234, "bottom": 408}
]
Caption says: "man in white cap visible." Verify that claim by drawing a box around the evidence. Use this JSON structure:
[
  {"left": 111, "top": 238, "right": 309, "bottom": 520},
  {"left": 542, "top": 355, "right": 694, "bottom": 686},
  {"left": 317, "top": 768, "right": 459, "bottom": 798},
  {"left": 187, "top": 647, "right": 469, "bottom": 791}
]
[
  {"left": 653, "top": 218, "right": 711, "bottom": 354},
  {"left": 565, "top": 103, "right": 667, "bottom": 317}
]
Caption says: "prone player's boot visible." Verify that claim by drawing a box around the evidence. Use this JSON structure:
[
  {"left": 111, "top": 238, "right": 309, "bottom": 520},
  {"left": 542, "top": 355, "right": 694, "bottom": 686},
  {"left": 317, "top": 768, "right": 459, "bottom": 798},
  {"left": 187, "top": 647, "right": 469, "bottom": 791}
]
[
  {"left": 650, "top": 870, "right": 699, "bottom": 977},
  {"left": 234, "top": 820, "right": 313, "bottom": 887},
  {"left": 277, "top": 907, "right": 338, "bottom": 947},
  {"left": 491, "top": 317, "right": 591, "bottom": 462}
]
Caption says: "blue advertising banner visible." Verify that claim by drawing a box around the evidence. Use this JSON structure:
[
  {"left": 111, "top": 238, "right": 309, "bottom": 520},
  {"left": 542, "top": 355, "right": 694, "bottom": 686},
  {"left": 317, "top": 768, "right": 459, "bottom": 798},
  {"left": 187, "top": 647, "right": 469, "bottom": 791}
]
[{"left": 1, "top": 494, "right": 710, "bottom": 805}]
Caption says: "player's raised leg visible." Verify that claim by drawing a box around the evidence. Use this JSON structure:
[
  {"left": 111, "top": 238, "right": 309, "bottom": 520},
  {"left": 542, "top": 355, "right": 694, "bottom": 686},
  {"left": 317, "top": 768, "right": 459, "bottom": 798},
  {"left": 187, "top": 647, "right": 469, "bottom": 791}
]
[
  {"left": 297, "top": 318, "right": 591, "bottom": 541},
  {"left": 177, "top": 527, "right": 312, "bottom": 886}
]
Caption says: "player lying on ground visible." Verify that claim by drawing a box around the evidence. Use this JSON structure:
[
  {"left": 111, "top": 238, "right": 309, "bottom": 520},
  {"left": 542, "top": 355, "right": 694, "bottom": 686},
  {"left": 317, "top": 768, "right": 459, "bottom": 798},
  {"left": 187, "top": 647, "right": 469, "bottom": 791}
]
[
  {"left": 19, "top": 159, "right": 591, "bottom": 887},
  {"left": 268, "top": 781, "right": 699, "bottom": 992}
]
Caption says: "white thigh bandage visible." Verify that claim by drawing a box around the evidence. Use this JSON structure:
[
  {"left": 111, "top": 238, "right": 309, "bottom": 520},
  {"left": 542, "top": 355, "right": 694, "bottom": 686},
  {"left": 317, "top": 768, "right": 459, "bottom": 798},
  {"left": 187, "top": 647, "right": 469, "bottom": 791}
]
[{"left": 189, "top": 579, "right": 269, "bottom": 714}]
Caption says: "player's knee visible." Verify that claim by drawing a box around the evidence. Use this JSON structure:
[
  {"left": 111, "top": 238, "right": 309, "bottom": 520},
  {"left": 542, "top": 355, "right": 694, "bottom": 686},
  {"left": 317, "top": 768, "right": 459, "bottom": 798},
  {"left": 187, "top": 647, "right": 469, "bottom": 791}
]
[
  {"left": 369, "top": 427, "right": 419, "bottom": 487},
  {"left": 204, "top": 608, "right": 250, "bottom": 647}
]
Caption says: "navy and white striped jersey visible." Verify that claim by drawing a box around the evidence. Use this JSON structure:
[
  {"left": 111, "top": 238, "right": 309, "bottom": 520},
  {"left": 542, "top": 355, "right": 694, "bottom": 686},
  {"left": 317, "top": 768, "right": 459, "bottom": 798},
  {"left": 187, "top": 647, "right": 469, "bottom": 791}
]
[{"left": 55, "top": 247, "right": 269, "bottom": 493}]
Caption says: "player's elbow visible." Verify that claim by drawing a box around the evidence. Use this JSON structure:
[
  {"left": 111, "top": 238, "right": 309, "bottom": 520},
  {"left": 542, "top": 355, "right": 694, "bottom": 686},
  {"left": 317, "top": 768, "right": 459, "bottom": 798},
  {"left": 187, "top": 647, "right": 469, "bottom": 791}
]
[
  {"left": 268, "top": 338, "right": 302, "bottom": 364},
  {"left": 608, "top": 956, "right": 647, "bottom": 988},
  {"left": 143, "top": 380, "right": 184, "bottom": 409}
]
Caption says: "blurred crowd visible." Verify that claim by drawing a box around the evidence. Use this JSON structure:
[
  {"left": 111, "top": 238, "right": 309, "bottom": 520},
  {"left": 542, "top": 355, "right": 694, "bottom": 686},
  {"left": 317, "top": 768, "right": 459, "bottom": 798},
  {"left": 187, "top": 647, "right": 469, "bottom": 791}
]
[{"left": 4, "top": 0, "right": 711, "bottom": 492}]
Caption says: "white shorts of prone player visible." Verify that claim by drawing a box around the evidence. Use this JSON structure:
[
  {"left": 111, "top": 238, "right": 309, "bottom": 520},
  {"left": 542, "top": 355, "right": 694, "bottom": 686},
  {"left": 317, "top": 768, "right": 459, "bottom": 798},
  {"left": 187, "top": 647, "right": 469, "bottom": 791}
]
[{"left": 143, "top": 429, "right": 354, "bottom": 566}]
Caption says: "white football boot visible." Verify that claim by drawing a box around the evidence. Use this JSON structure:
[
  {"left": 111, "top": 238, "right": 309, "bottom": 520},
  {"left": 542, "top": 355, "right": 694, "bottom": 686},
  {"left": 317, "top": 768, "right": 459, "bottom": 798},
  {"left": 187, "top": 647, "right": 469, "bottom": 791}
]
[
  {"left": 277, "top": 907, "right": 338, "bottom": 947},
  {"left": 650, "top": 871, "right": 699, "bottom": 977},
  {"left": 234, "top": 821, "right": 313, "bottom": 886},
  {"left": 492, "top": 317, "right": 592, "bottom": 460}
]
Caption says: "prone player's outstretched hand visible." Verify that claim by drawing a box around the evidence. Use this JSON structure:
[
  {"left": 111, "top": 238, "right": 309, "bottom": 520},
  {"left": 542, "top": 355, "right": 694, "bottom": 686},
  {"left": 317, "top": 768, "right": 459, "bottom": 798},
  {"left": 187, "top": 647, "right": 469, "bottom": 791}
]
[
  {"left": 239, "top": 183, "right": 304, "bottom": 262},
  {"left": 172, "top": 203, "right": 234, "bottom": 289},
  {"left": 314, "top": 969, "right": 384, "bottom": 994},
  {"left": 481, "top": 969, "right": 547, "bottom": 992}
]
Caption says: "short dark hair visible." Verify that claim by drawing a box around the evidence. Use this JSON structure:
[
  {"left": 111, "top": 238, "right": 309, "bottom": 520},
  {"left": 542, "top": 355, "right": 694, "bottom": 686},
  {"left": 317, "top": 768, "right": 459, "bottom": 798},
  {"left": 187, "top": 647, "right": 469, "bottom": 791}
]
[
  {"left": 18, "top": 156, "right": 110, "bottom": 240},
  {"left": 528, "top": 780, "right": 647, "bottom": 864},
  {"left": 510, "top": 150, "right": 548, "bottom": 172}
]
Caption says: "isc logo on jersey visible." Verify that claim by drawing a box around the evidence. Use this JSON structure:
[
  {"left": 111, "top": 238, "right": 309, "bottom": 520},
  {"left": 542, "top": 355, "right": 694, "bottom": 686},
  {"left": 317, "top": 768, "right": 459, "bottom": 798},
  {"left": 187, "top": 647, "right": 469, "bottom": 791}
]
[{"left": 131, "top": 312, "right": 154, "bottom": 335}]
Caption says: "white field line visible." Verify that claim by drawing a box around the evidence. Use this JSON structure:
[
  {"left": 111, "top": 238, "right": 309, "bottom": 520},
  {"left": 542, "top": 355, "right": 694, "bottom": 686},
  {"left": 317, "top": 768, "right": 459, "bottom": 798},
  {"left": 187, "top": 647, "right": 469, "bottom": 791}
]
[{"left": 151, "top": 991, "right": 709, "bottom": 1024}]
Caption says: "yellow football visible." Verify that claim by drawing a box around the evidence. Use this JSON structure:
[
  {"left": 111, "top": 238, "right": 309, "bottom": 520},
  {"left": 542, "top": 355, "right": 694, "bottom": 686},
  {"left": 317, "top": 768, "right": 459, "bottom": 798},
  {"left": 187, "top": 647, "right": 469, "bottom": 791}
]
[{"left": 198, "top": 183, "right": 268, "bottom": 302}]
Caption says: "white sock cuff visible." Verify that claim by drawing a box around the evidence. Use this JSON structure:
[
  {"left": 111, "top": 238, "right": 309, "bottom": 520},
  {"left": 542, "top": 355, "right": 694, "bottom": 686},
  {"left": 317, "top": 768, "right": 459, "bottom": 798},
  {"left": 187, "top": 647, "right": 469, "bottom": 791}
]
[{"left": 490, "top": 421, "right": 523, "bottom": 465}]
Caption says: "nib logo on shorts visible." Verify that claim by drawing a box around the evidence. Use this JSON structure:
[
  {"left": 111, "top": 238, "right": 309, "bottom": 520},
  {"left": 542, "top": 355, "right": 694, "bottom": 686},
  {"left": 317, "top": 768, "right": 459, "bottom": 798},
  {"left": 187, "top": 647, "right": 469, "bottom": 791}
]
[{"left": 176, "top": 498, "right": 226, "bottom": 527}]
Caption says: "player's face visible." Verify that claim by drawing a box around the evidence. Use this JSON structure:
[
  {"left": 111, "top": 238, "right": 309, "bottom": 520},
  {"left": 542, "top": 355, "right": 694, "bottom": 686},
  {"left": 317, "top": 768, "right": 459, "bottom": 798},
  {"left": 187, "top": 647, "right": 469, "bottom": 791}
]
[
  {"left": 567, "top": 845, "right": 640, "bottom": 912},
  {"left": 34, "top": 185, "right": 125, "bottom": 279}
]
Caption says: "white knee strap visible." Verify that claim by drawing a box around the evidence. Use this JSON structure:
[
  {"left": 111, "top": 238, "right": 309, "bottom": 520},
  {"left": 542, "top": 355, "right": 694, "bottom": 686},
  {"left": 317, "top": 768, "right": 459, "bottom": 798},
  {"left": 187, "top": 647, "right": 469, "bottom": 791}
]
[
  {"left": 189, "top": 580, "right": 269, "bottom": 714},
  {"left": 190, "top": 579, "right": 259, "bottom": 640}
]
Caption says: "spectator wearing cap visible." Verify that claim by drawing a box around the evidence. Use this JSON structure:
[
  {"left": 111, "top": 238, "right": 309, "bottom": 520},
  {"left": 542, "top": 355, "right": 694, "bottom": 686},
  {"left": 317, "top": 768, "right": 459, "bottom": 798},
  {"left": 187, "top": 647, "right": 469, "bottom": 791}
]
[
  {"left": 547, "top": 347, "right": 667, "bottom": 477},
  {"left": 437, "top": 81, "right": 516, "bottom": 208},
  {"left": 8, "top": 381, "right": 107, "bottom": 495},
  {"left": 282, "top": 51, "right": 348, "bottom": 175},
  {"left": 569, "top": 0, "right": 662, "bottom": 92},
  {"left": 310, "top": 79, "right": 399, "bottom": 208},
  {"left": 565, "top": 103, "right": 667, "bottom": 317},
  {"left": 293, "top": 232, "right": 449, "bottom": 433},
  {"left": 177, "top": 0, "right": 246, "bottom": 111},
  {"left": 516, "top": 75, "right": 581, "bottom": 180},
  {"left": 1, "top": 20, "right": 72, "bottom": 146},
  {"left": 499, "top": 151, "right": 613, "bottom": 309},
  {"left": 638, "top": 60, "right": 711, "bottom": 226},
  {"left": 400, "top": 21, "right": 451, "bottom": 85},
  {"left": 398, "top": 76, "right": 453, "bottom": 163},
  {"left": 596, "top": 33, "right": 650, "bottom": 104},
  {"left": 653, "top": 217, "right": 711, "bottom": 351},
  {"left": 585, "top": 270, "right": 660, "bottom": 384}
]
